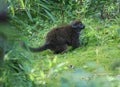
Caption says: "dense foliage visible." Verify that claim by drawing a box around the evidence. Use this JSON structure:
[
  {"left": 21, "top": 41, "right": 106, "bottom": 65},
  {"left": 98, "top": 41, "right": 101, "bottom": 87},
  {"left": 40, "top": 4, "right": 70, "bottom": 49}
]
[
  {"left": 8, "top": 0, "right": 120, "bottom": 21},
  {"left": 0, "top": 0, "right": 120, "bottom": 87}
]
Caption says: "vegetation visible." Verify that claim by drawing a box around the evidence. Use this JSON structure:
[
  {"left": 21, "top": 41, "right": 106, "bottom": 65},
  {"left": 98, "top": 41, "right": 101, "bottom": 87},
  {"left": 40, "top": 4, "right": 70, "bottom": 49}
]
[{"left": 0, "top": 0, "right": 120, "bottom": 87}]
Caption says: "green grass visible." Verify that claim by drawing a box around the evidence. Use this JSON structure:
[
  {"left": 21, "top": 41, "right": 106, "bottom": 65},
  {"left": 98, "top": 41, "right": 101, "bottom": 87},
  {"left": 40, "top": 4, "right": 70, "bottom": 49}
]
[
  {"left": 17, "top": 18, "right": 120, "bottom": 86},
  {"left": 1, "top": 18, "right": 120, "bottom": 87}
]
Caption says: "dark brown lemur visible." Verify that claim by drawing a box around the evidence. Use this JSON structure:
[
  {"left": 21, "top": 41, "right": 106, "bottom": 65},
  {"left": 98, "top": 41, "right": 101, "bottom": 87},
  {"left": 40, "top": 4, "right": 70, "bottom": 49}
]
[{"left": 21, "top": 20, "right": 85, "bottom": 54}]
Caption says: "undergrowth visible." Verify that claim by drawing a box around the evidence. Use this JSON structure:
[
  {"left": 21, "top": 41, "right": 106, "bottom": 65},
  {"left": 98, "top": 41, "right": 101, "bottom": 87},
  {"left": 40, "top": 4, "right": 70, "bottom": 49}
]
[
  {"left": 1, "top": 18, "right": 119, "bottom": 87},
  {"left": 0, "top": 0, "right": 120, "bottom": 86}
]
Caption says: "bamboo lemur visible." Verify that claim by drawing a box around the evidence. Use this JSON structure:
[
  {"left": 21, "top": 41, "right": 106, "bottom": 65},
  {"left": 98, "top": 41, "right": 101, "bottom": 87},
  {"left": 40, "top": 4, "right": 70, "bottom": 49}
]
[{"left": 22, "top": 20, "right": 85, "bottom": 54}]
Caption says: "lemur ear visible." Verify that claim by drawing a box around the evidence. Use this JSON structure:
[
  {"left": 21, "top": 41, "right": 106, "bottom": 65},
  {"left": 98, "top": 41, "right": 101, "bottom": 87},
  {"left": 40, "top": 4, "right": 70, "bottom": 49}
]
[{"left": 71, "top": 21, "right": 78, "bottom": 28}]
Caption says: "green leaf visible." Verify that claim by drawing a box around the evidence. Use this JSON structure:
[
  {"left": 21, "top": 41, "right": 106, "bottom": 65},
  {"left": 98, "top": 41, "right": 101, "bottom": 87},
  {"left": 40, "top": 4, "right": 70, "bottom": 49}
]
[
  {"left": 20, "top": 0, "right": 25, "bottom": 9},
  {"left": 25, "top": 8, "right": 33, "bottom": 22},
  {"left": 44, "top": 9, "right": 55, "bottom": 22}
]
